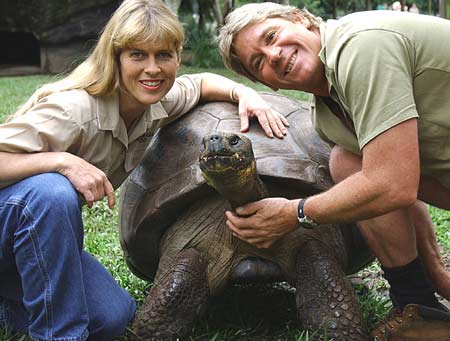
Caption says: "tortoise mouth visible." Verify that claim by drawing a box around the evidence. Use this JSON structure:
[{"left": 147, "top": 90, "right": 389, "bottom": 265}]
[{"left": 199, "top": 152, "right": 251, "bottom": 172}]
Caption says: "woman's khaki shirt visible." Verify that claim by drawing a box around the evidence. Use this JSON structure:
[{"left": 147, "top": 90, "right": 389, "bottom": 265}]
[{"left": 0, "top": 74, "right": 202, "bottom": 189}]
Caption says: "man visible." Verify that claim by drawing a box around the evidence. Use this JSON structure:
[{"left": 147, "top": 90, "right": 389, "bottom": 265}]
[{"left": 218, "top": 3, "right": 450, "bottom": 339}]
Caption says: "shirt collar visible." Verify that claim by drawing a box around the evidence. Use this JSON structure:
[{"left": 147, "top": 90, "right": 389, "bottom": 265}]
[
  {"left": 318, "top": 21, "right": 337, "bottom": 98},
  {"left": 95, "top": 93, "right": 129, "bottom": 146},
  {"left": 94, "top": 93, "right": 170, "bottom": 146},
  {"left": 127, "top": 102, "right": 169, "bottom": 144},
  {"left": 145, "top": 101, "right": 168, "bottom": 127}
]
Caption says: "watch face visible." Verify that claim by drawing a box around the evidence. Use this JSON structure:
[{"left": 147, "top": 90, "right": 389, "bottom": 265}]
[
  {"left": 298, "top": 220, "right": 316, "bottom": 229},
  {"left": 298, "top": 216, "right": 318, "bottom": 229}
]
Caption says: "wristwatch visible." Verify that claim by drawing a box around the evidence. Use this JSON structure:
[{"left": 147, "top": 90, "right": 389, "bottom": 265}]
[{"left": 297, "top": 198, "right": 319, "bottom": 229}]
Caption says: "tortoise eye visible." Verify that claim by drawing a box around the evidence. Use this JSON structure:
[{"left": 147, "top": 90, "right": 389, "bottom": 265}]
[{"left": 229, "top": 135, "right": 240, "bottom": 146}]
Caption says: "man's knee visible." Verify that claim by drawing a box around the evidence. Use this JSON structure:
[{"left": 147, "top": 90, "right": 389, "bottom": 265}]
[
  {"left": 418, "top": 175, "right": 450, "bottom": 210},
  {"left": 329, "top": 146, "right": 362, "bottom": 183}
]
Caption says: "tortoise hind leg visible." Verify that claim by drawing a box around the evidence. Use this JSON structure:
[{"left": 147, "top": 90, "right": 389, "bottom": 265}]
[
  {"left": 131, "top": 248, "right": 209, "bottom": 340},
  {"left": 295, "top": 240, "right": 369, "bottom": 340}
]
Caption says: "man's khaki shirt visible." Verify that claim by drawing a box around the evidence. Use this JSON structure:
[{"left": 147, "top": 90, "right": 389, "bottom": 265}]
[
  {"left": 0, "top": 74, "right": 202, "bottom": 189},
  {"left": 312, "top": 11, "right": 450, "bottom": 188}
]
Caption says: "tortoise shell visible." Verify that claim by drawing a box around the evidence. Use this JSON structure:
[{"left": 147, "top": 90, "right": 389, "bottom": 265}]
[{"left": 119, "top": 92, "right": 333, "bottom": 281}]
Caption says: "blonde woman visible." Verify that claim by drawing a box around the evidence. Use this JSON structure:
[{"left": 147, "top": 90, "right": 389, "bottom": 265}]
[{"left": 0, "top": 0, "right": 287, "bottom": 340}]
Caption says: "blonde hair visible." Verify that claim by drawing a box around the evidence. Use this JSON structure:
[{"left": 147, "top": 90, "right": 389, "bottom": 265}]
[
  {"left": 14, "top": 0, "right": 184, "bottom": 116},
  {"left": 218, "top": 2, "right": 321, "bottom": 82}
]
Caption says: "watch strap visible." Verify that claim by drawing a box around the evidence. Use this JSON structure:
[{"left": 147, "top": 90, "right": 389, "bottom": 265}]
[
  {"left": 297, "top": 198, "right": 307, "bottom": 219},
  {"left": 297, "top": 198, "right": 319, "bottom": 229}
]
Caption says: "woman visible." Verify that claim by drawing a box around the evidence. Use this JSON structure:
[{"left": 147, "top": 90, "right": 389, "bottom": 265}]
[{"left": 0, "top": 0, "right": 288, "bottom": 340}]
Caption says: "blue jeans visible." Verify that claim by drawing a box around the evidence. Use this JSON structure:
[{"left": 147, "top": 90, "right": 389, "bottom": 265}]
[{"left": 0, "top": 173, "right": 136, "bottom": 341}]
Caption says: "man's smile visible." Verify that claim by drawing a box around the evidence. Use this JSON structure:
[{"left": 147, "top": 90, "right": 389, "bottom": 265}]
[{"left": 285, "top": 51, "right": 297, "bottom": 75}]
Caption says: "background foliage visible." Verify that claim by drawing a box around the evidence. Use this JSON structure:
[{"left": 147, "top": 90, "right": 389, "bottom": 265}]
[{"left": 178, "top": 0, "right": 442, "bottom": 68}]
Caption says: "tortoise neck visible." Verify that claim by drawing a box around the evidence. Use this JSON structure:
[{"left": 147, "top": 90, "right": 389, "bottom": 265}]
[{"left": 228, "top": 175, "right": 268, "bottom": 211}]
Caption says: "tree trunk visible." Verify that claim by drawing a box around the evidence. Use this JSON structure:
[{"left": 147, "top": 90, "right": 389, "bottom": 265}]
[
  {"left": 439, "top": 0, "right": 447, "bottom": 17},
  {"left": 211, "top": 0, "right": 223, "bottom": 25},
  {"left": 222, "top": 0, "right": 234, "bottom": 22},
  {"left": 198, "top": 0, "right": 207, "bottom": 29}
]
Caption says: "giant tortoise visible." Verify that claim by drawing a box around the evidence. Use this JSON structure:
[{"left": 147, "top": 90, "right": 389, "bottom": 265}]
[{"left": 119, "top": 92, "right": 373, "bottom": 340}]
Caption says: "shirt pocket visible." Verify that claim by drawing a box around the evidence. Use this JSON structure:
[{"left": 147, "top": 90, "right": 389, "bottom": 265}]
[{"left": 124, "top": 135, "right": 152, "bottom": 172}]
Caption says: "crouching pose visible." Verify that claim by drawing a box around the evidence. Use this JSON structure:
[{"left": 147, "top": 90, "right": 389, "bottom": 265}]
[
  {"left": 218, "top": 3, "right": 450, "bottom": 339},
  {"left": 0, "top": 1, "right": 287, "bottom": 340}
]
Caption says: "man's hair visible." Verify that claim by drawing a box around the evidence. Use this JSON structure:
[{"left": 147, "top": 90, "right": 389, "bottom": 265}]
[{"left": 218, "top": 2, "right": 321, "bottom": 82}]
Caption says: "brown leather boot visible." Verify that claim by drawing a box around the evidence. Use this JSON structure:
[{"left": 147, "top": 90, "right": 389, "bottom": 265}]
[{"left": 371, "top": 304, "right": 450, "bottom": 340}]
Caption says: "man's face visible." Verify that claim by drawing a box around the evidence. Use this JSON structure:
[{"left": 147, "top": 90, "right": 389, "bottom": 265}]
[{"left": 234, "top": 16, "right": 326, "bottom": 95}]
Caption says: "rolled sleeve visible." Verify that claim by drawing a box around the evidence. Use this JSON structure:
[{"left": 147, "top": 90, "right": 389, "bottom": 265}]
[{"left": 0, "top": 102, "right": 81, "bottom": 154}]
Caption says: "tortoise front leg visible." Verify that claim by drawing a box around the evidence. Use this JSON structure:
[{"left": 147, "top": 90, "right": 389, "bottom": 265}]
[
  {"left": 131, "top": 248, "right": 209, "bottom": 340},
  {"left": 295, "top": 240, "right": 369, "bottom": 340}
]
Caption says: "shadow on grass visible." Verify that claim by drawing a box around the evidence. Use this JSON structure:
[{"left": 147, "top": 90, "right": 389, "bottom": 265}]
[{"left": 192, "top": 282, "right": 300, "bottom": 340}]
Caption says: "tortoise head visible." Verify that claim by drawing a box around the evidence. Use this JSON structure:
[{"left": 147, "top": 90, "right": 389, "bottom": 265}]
[{"left": 199, "top": 132, "right": 257, "bottom": 198}]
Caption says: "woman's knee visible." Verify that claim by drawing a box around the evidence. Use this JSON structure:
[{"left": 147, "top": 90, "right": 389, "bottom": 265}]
[
  {"left": 25, "top": 173, "right": 79, "bottom": 209},
  {"left": 88, "top": 293, "right": 136, "bottom": 340},
  {"left": 24, "top": 173, "right": 81, "bottom": 223},
  {"left": 81, "top": 252, "right": 136, "bottom": 340},
  {"left": 329, "top": 146, "right": 362, "bottom": 183},
  {"left": 17, "top": 173, "right": 84, "bottom": 244}
]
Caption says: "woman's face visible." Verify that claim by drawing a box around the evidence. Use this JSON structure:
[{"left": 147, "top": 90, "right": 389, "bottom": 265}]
[{"left": 119, "top": 43, "right": 180, "bottom": 116}]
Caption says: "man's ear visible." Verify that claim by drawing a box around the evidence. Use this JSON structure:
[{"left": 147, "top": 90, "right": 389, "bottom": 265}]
[
  {"left": 176, "top": 47, "right": 182, "bottom": 67},
  {"left": 293, "top": 12, "right": 311, "bottom": 28}
]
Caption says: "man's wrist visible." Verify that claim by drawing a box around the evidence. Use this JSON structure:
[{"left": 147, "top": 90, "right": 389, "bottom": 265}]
[{"left": 297, "top": 198, "right": 319, "bottom": 229}]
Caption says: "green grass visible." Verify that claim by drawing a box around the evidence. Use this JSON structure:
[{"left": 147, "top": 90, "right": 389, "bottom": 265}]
[
  {"left": 430, "top": 206, "right": 450, "bottom": 251},
  {"left": 0, "top": 75, "right": 61, "bottom": 121},
  {"left": 0, "top": 69, "right": 448, "bottom": 341}
]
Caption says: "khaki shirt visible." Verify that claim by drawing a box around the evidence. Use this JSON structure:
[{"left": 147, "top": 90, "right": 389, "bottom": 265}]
[
  {"left": 311, "top": 11, "right": 450, "bottom": 188},
  {"left": 0, "top": 74, "right": 203, "bottom": 189}
]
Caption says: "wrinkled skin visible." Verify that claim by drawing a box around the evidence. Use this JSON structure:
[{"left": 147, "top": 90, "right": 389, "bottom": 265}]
[{"left": 119, "top": 94, "right": 374, "bottom": 340}]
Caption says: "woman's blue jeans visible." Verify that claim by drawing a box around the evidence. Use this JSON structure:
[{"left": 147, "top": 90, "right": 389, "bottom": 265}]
[{"left": 0, "top": 173, "right": 136, "bottom": 341}]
